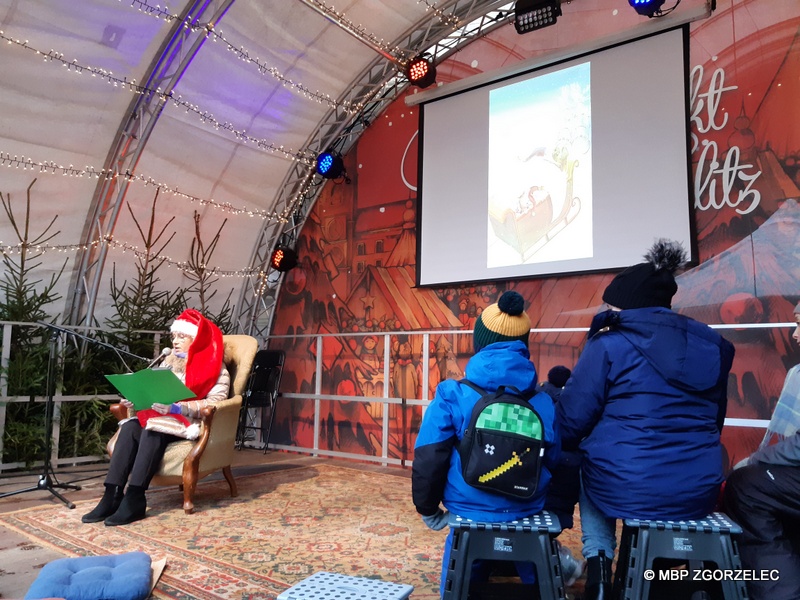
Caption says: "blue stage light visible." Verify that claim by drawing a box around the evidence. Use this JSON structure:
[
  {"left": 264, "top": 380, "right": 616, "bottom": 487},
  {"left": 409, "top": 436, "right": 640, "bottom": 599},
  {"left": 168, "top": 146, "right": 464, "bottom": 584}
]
[
  {"left": 628, "top": 0, "right": 667, "bottom": 17},
  {"left": 316, "top": 151, "right": 344, "bottom": 179}
]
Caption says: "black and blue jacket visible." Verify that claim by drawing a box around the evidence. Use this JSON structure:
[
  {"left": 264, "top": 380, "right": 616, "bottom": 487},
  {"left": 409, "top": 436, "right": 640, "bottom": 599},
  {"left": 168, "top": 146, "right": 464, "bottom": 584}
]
[{"left": 412, "top": 341, "right": 560, "bottom": 522}]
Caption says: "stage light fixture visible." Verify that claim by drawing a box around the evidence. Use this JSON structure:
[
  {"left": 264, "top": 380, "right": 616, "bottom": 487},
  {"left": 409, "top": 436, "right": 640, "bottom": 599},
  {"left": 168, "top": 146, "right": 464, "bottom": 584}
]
[
  {"left": 628, "top": 0, "right": 667, "bottom": 17},
  {"left": 270, "top": 244, "right": 298, "bottom": 272},
  {"left": 316, "top": 151, "right": 345, "bottom": 179},
  {"left": 514, "top": 0, "right": 562, "bottom": 33},
  {"left": 405, "top": 55, "right": 437, "bottom": 89}
]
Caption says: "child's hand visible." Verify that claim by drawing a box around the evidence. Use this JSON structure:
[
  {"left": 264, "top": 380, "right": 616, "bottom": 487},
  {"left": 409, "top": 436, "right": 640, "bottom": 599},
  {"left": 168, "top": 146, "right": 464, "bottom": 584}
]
[{"left": 421, "top": 508, "right": 450, "bottom": 531}]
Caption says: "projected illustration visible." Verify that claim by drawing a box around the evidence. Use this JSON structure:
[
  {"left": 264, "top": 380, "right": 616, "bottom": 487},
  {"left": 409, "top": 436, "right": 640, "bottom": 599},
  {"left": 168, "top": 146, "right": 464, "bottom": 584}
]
[{"left": 487, "top": 63, "right": 592, "bottom": 267}]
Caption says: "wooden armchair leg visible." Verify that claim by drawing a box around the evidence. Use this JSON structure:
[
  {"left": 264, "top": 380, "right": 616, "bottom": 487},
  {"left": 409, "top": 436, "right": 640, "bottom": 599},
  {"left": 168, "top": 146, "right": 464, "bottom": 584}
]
[
  {"left": 182, "top": 486, "right": 196, "bottom": 514},
  {"left": 182, "top": 467, "right": 199, "bottom": 515},
  {"left": 223, "top": 465, "right": 238, "bottom": 498},
  {"left": 182, "top": 485, "right": 196, "bottom": 514}
]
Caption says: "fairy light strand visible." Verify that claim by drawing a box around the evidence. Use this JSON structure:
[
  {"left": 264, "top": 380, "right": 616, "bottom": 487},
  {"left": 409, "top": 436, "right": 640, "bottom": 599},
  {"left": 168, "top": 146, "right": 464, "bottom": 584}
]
[
  {"left": 125, "top": 0, "right": 369, "bottom": 115},
  {"left": 0, "top": 151, "right": 292, "bottom": 223},
  {"left": 0, "top": 30, "right": 316, "bottom": 165},
  {"left": 0, "top": 29, "right": 324, "bottom": 223},
  {"left": 0, "top": 236, "right": 268, "bottom": 280},
  {"left": 417, "top": 0, "right": 462, "bottom": 28},
  {"left": 0, "top": 149, "right": 318, "bottom": 224},
  {"left": 124, "top": 0, "right": 461, "bottom": 86},
  {"left": 302, "top": 0, "right": 405, "bottom": 56}
]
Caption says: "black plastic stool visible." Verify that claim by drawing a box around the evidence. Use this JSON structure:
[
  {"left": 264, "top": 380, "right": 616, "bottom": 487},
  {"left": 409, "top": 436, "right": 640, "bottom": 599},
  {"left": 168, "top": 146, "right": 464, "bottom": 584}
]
[
  {"left": 615, "top": 511, "right": 748, "bottom": 600},
  {"left": 442, "top": 511, "right": 566, "bottom": 600}
]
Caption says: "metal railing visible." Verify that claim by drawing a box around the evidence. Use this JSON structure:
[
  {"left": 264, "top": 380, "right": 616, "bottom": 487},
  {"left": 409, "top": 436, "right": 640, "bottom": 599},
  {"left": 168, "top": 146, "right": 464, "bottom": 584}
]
[{"left": 2, "top": 319, "right": 790, "bottom": 473}]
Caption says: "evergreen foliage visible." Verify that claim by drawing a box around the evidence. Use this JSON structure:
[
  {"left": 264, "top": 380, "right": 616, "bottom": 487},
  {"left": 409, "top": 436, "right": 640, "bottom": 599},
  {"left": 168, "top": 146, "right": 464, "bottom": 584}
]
[{"left": 104, "top": 189, "right": 186, "bottom": 359}]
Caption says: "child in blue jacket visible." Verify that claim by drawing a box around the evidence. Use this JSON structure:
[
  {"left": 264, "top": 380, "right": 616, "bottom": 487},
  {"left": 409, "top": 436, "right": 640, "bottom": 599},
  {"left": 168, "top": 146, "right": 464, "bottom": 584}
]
[{"left": 412, "top": 291, "right": 560, "bottom": 594}]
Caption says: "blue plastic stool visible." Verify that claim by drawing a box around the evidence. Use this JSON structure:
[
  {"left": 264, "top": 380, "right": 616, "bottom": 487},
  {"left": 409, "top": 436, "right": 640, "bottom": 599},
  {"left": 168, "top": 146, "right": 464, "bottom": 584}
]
[
  {"left": 276, "top": 571, "right": 413, "bottom": 600},
  {"left": 442, "top": 511, "right": 566, "bottom": 600},
  {"left": 615, "top": 511, "right": 748, "bottom": 600}
]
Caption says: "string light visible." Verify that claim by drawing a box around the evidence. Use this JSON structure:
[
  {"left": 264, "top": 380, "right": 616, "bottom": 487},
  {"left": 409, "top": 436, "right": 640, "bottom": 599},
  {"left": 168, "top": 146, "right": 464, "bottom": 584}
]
[
  {"left": 0, "top": 30, "right": 316, "bottom": 166},
  {"left": 124, "top": 0, "right": 367, "bottom": 115},
  {"left": 417, "top": 0, "right": 462, "bottom": 28},
  {"left": 0, "top": 147, "right": 316, "bottom": 226},
  {"left": 0, "top": 235, "right": 268, "bottom": 279},
  {"left": 0, "top": 151, "right": 289, "bottom": 223},
  {"left": 301, "top": 0, "right": 406, "bottom": 57}
]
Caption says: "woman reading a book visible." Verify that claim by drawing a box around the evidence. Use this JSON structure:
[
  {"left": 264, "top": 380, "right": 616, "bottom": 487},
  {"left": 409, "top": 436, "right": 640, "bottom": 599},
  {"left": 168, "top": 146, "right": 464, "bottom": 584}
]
[{"left": 82, "top": 309, "right": 230, "bottom": 526}]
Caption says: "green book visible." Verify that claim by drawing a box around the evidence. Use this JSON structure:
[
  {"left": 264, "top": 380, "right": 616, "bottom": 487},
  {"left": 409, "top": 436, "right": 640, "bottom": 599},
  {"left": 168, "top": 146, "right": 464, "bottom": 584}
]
[{"left": 105, "top": 368, "right": 195, "bottom": 410}]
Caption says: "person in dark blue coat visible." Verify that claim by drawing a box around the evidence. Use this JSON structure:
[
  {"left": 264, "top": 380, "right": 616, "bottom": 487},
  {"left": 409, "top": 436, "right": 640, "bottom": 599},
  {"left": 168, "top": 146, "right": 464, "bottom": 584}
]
[
  {"left": 539, "top": 364, "right": 586, "bottom": 584},
  {"left": 540, "top": 365, "right": 580, "bottom": 530},
  {"left": 557, "top": 239, "right": 735, "bottom": 600},
  {"left": 539, "top": 365, "right": 571, "bottom": 402},
  {"left": 412, "top": 290, "right": 560, "bottom": 595}
]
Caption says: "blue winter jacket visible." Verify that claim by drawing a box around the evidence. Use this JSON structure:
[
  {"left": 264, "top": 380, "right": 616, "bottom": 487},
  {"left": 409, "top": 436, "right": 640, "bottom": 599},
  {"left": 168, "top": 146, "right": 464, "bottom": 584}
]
[
  {"left": 412, "top": 341, "right": 560, "bottom": 522},
  {"left": 557, "top": 308, "right": 735, "bottom": 521}
]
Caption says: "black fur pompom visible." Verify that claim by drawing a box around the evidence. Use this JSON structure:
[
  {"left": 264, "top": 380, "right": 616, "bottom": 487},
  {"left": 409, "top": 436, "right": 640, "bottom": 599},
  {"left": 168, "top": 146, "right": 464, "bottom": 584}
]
[{"left": 644, "top": 238, "right": 687, "bottom": 273}]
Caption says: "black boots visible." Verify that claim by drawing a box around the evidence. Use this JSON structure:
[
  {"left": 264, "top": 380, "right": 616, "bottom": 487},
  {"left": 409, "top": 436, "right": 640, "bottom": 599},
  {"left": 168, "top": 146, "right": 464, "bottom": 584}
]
[
  {"left": 83, "top": 483, "right": 149, "bottom": 527},
  {"left": 104, "top": 485, "right": 147, "bottom": 526},
  {"left": 584, "top": 551, "right": 613, "bottom": 600},
  {"left": 81, "top": 484, "right": 124, "bottom": 523}
]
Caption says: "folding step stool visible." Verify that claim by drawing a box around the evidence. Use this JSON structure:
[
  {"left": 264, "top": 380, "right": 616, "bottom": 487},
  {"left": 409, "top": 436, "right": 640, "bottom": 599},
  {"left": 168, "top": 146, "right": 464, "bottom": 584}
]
[
  {"left": 442, "top": 511, "right": 566, "bottom": 600},
  {"left": 276, "top": 571, "right": 413, "bottom": 600},
  {"left": 615, "top": 511, "right": 748, "bottom": 600}
]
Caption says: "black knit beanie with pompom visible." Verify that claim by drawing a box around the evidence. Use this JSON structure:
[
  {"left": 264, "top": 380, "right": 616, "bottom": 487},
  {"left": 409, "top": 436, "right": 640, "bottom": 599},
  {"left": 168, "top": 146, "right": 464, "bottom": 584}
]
[{"left": 602, "top": 238, "right": 688, "bottom": 310}]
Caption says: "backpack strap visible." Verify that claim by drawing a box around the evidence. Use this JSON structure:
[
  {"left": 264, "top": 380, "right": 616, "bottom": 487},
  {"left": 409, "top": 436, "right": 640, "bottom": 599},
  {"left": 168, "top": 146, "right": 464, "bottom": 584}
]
[
  {"left": 456, "top": 379, "right": 483, "bottom": 450},
  {"left": 459, "top": 378, "right": 486, "bottom": 396},
  {"left": 459, "top": 378, "right": 536, "bottom": 400}
]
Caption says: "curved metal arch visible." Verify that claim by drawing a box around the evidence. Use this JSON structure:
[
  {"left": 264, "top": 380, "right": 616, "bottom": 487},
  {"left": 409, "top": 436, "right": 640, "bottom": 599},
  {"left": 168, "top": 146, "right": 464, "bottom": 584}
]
[
  {"left": 66, "top": 0, "right": 236, "bottom": 327},
  {"left": 236, "top": 0, "right": 514, "bottom": 338}
]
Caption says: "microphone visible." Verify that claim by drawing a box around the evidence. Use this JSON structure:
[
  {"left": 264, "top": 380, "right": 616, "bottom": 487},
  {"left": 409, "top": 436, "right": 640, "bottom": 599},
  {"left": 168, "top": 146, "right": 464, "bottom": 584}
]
[{"left": 146, "top": 348, "right": 171, "bottom": 369}]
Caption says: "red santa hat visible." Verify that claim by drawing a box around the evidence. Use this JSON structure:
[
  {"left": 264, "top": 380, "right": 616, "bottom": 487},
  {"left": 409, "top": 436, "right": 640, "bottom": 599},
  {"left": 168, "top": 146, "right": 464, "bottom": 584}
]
[
  {"left": 171, "top": 309, "right": 201, "bottom": 338},
  {"left": 173, "top": 308, "right": 224, "bottom": 400}
]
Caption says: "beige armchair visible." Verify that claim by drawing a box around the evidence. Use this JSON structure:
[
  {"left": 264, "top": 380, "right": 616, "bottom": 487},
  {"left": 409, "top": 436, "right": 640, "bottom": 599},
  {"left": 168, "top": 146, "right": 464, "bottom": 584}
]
[{"left": 108, "top": 334, "right": 259, "bottom": 514}]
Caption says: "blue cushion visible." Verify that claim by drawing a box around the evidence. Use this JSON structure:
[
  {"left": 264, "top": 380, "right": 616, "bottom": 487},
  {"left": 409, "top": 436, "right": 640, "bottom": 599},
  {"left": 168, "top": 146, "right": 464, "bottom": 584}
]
[{"left": 25, "top": 551, "right": 151, "bottom": 600}]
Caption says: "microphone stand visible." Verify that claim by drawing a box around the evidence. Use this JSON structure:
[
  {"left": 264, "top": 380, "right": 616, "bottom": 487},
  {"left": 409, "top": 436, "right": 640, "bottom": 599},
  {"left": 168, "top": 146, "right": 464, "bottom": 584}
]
[
  {"left": 0, "top": 323, "right": 150, "bottom": 508},
  {"left": 34, "top": 321, "right": 148, "bottom": 373}
]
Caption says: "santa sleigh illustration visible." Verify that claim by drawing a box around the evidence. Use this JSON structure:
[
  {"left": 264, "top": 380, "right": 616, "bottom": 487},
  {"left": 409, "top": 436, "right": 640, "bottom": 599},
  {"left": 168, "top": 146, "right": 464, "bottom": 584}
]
[{"left": 489, "top": 151, "right": 581, "bottom": 261}]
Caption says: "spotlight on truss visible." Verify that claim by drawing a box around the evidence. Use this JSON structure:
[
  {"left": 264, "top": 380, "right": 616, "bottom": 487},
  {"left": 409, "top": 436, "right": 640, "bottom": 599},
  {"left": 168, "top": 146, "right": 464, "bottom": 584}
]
[
  {"left": 628, "top": 0, "right": 669, "bottom": 17},
  {"left": 316, "top": 150, "right": 345, "bottom": 180},
  {"left": 514, "top": 0, "right": 562, "bottom": 33},
  {"left": 270, "top": 244, "right": 298, "bottom": 272},
  {"left": 405, "top": 55, "right": 437, "bottom": 89}
]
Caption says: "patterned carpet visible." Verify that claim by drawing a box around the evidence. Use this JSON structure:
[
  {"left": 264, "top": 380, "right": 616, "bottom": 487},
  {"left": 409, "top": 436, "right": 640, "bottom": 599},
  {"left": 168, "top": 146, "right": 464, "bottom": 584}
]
[{"left": 0, "top": 462, "right": 586, "bottom": 599}]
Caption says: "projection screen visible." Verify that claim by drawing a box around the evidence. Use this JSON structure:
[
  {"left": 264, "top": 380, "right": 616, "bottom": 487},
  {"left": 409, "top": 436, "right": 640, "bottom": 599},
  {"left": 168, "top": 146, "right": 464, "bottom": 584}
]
[{"left": 416, "top": 26, "right": 693, "bottom": 287}]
